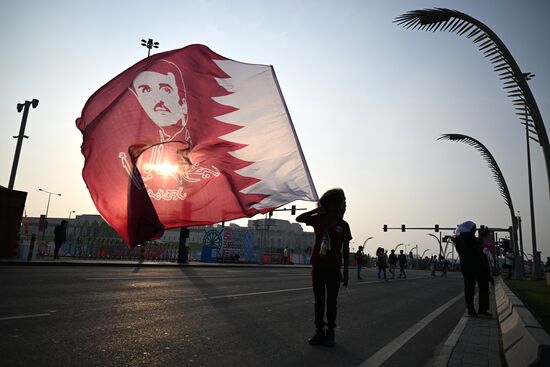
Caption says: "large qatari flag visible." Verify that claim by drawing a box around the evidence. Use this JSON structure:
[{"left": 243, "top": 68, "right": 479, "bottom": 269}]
[{"left": 76, "top": 44, "right": 318, "bottom": 246}]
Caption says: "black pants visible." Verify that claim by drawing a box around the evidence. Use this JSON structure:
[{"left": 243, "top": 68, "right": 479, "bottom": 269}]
[
  {"left": 398, "top": 265, "right": 406, "bottom": 278},
  {"left": 463, "top": 273, "right": 489, "bottom": 313},
  {"left": 54, "top": 241, "right": 62, "bottom": 258},
  {"left": 312, "top": 267, "right": 341, "bottom": 329},
  {"left": 377, "top": 264, "right": 386, "bottom": 279}
]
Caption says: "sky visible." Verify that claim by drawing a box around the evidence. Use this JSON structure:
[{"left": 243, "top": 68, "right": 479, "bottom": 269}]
[{"left": 1, "top": 0, "right": 549, "bottom": 260}]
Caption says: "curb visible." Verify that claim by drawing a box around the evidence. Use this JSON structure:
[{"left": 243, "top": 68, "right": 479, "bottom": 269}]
[{"left": 495, "top": 277, "right": 550, "bottom": 366}]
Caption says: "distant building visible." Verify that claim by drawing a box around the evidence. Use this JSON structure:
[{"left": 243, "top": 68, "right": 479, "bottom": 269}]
[{"left": 20, "top": 214, "right": 314, "bottom": 255}]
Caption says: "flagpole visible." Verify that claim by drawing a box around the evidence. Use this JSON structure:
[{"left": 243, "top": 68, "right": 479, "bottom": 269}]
[{"left": 269, "top": 66, "right": 319, "bottom": 202}]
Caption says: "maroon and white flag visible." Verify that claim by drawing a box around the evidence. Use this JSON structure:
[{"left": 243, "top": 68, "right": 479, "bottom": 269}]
[{"left": 76, "top": 44, "right": 317, "bottom": 246}]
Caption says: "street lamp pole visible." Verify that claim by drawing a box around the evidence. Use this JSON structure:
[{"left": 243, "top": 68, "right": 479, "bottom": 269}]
[
  {"left": 427, "top": 233, "right": 443, "bottom": 257},
  {"left": 521, "top": 74, "right": 541, "bottom": 278},
  {"left": 39, "top": 188, "right": 61, "bottom": 240},
  {"left": 68, "top": 210, "right": 75, "bottom": 233},
  {"left": 363, "top": 236, "right": 373, "bottom": 253},
  {"left": 8, "top": 99, "right": 39, "bottom": 189}
]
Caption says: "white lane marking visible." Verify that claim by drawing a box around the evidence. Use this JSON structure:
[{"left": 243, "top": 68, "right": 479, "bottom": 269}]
[
  {"left": 209, "top": 287, "right": 311, "bottom": 300},
  {"left": 0, "top": 313, "right": 51, "bottom": 321},
  {"left": 444, "top": 314, "right": 468, "bottom": 347},
  {"left": 429, "top": 310, "right": 468, "bottom": 367},
  {"left": 359, "top": 292, "right": 464, "bottom": 367},
  {"left": 208, "top": 275, "right": 441, "bottom": 300},
  {"left": 356, "top": 276, "right": 430, "bottom": 285}
]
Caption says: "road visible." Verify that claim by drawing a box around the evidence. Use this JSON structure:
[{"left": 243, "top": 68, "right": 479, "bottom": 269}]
[{"left": 0, "top": 265, "right": 465, "bottom": 366}]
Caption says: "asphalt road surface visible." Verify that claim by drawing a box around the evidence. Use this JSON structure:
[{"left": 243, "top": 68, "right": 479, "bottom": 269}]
[{"left": 0, "top": 265, "right": 465, "bottom": 366}]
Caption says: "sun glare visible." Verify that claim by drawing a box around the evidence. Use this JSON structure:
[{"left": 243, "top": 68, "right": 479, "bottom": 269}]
[{"left": 156, "top": 162, "right": 177, "bottom": 176}]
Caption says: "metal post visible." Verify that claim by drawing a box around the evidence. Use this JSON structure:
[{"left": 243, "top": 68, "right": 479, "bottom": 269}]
[
  {"left": 525, "top": 104, "right": 540, "bottom": 278},
  {"left": 517, "top": 214, "right": 524, "bottom": 262},
  {"left": 39, "top": 189, "right": 61, "bottom": 241},
  {"left": 511, "top": 226, "right": 522, "bottom": 279},
  {"left": 177, "top": 227, "right": 189, "bottom": 263},
  {"left": 9, "top": 100, "right": 38, "bottom": 189}
]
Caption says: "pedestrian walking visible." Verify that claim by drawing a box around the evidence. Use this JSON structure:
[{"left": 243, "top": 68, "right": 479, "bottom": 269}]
[
  {"left": 505, "top": 251, "right": 515, "bottom": 279},
  {"left": 388, "top": 249, "right": 397, "bottom": 279},
  {"left": 483, "top": 248, "right": 495, "bottom": 285},
  {"left": 376, "top": 247, "right": 387, "bottom": 280},
  {"left": 54, "top": 220, "right": 67, "bottom": 260},
  {"left": 397, "top": 249, "right": 407, "bottom": 278},
  {"left": 441, "top": 258, "right": 448, "bottom": 277},
  {"left": 454, "top": 221, "right": 491, "bottom": 316},
  {"left": 355, "top": 246, "right": 364, "bottom": 280},
  {"left": 283, "top": 247, "right": 289, "bottom": 264},
  {"left": 297, "top": 188, "right": 351, "bottom": 347}
]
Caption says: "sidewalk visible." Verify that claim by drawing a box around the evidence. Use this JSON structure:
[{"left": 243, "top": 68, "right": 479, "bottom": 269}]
[{"left": 431, "top": 284, "right": 504, "bottom": 367}]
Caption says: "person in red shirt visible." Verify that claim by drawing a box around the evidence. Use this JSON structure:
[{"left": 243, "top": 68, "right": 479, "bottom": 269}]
[{"left": 297, "top": 188, "right": 351, "bottom": 347}]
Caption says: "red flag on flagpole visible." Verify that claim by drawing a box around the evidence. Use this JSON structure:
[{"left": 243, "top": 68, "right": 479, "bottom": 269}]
[{"left": 76, "top": 44, "right": 317, "bottom": 246}]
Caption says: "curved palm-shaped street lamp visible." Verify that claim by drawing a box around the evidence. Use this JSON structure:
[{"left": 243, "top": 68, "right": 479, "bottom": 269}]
[
  {"left": 438, "top": 134, "right": 521, "bottom": 278},
  {"left": 394, "top": 8, "right": 550, "bottom": 196},
  {"left": 363, "top": 236, "right": 374, "bottom": 246},
  {"left": 362, "top": 237, "right": 374, "bottom": 253},
  {"left": 427, "top": 234, "right": 443, "bottom": 257},
  {"left": 410, "top": 244, "right": 418, "bottom": 258}
]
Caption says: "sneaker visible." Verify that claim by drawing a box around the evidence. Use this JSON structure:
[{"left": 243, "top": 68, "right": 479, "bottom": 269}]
[
  {"left": 324, "top": 328, "right": 335, "bottom": 347},
  {"left": 308, "top": 329, "right": 325, "bottom": 346}
]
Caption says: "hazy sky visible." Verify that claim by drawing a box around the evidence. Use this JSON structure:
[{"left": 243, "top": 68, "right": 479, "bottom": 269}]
[{"left": 1, "top": 0, "right": 549, "bottom": 259}]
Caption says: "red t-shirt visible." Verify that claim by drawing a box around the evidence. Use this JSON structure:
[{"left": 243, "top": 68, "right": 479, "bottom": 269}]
[{"left": 304, "top": 214, "right": 352, "bottom": 268}]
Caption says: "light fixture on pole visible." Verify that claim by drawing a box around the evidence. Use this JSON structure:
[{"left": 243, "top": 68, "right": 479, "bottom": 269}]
[
  {"left": 363, "top": 236, "right": 373, "bottom": 250},
  {"left": 67, "top": 210, "right": 75, "bottom": 243},
  {"left": 8, "top": 99, "right": 39, "bottom": 189},
  {"left": 427, "top": 233, "right": 443, "bottom": 257},
  {"left": 38, "top": 188, "right": 61, "bottom": 241},
  {"left": 141, "top": 38, "right": 159, "bottom": 57}
]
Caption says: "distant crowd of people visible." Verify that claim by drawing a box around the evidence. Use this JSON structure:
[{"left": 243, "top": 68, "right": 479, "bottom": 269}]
[{"left": 353, "top": 247, "right": 452, "bottom": 280}]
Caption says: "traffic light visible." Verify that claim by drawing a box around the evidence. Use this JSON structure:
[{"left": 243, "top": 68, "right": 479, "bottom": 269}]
[
  {"left": 401, "top": 224, "right": 405, "bottom": 232},
  {"left": 435, "top": 224, "right": 439, "bottom": 232},
  {"left": 501, "top": 239, "right": 511, "bottom": 253},
  {"left": 383, "top": 224, "right": 387, "bottom": 232},
  {"left": 291, "top": 205, "right": 296, "bottom": 215}
]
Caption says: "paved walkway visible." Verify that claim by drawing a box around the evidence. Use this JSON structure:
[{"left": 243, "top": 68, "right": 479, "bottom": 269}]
[{"left": 430, "top": 284, "right": 504, "bottom": 367}]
